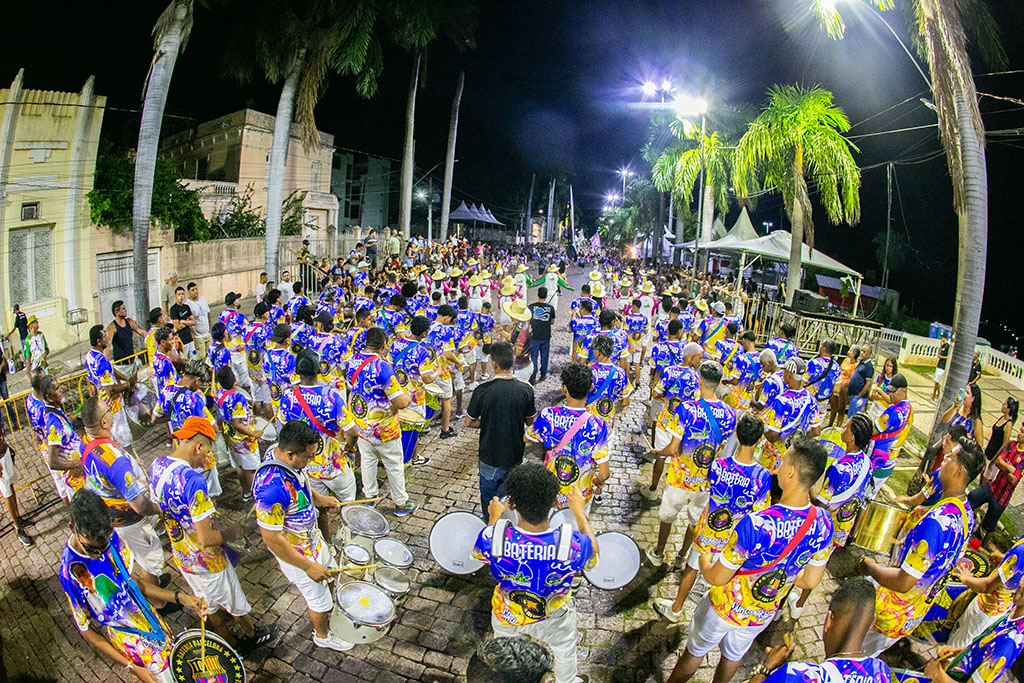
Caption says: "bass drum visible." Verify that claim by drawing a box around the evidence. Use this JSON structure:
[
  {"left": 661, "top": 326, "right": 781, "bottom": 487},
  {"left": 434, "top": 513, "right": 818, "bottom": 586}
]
[
  {"left": 169, "top": 629, "right": 246, "bottom": 683},
  {"left": 429, "top": 511, "right": 485, "bottom": 574}
]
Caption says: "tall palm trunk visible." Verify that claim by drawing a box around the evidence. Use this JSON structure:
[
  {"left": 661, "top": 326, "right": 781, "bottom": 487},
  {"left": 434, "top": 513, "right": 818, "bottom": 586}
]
[
  {"left": 399, "top": 54, "right": 421, "bottom": 240},
  {"left": 525, "top": 173, "right": 535, "bottom": 243},
  {"left": 132, "top": 0, "right": 192, "bottom": 319},
  {"left": 546, "top": 179, "right": 556, "bottom": 243},
  {"left": 439, "top": 71, "right": 464, "bottom": 242},
  {"left": 264, "top": 50, "right": 305, "bottom": 282},
  {"left": 699, "top": 185, "right": 714, "bottom": 271},
  {"left": 785, "top": 146, "right": 807, "bottom": 306}
]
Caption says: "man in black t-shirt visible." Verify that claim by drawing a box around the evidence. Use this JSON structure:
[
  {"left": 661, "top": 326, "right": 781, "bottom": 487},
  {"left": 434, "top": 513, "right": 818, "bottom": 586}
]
[
  {"left": 528, "top": 287, "right": 555, "bottom": 384},
  {"left": 466, "top": 341, "right": 537, "bottom": 520},
  {"left": 168, "top": 286, "right": 197, "bottom": 359},
  {"left": 933, "top": 333, "right": 949, "bottom": 400}
]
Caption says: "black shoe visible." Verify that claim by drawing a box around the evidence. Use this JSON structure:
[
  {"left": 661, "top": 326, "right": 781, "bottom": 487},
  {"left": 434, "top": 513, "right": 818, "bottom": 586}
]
[
  {"left": 157, "top": 602, "right": 182, "bottom": 617},
  {"left": 17, "top": 529, "right": 33, "bottom": 547},
  {"left": 539, "top": 374, "right": 547, "bottom": 383},
  {"left": 238, "top": 624, "right": 278, "bottom": 654},
  {"left": 411, "top": 456, "right": 430, "bottom": 467},
  {"left": 158, "top": 572, "right": 173, "bottom": 588},
  {"left": 439, "top": 428, "right": 457, "bottom": 439}
]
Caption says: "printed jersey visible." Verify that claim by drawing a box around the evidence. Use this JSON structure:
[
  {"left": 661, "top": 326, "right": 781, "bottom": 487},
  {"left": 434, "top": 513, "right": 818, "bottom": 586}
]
[
  {"left": 207, "top": 342, "right": 231, "bottom": 374},
  {"left": 758, "top": 388, "right": 818, "bottom": 471},
  {"left": 477, "top": 314, "right": 496, "bottom": 341},
  {"left": 253, "top": 461, "right": 321, "bottom": 557},
  {"left": 86, "top": 349, "right": 123, "bottom": 415},
  {"left": 946, "top": 614, "right": 1024, "bottom": 683},
  {"left": 725, "top": 351, "right": 763, "bottom": 411},
  {"left": 149, "top": 456, "right": 227, "bottom": 575},
  {"left": 818, "top": 449, "right": 872, "bottom": 546},
  {"left": 218, "top": 309, "right": 247, "bottom": 351},
  {"left": 150, "top": 353, "right": 178, "bottom": 394},
  {"left": 376, "top": 308, "right": 409, "bottom": 338},
  {"left": 456, "top": 309, "right": 477, "bottom": 335},
  {"left": 693, "top": 456, "right": 772, "bottom": 555},
  {"left": 714, "top": 339, "right": 744, "bottom": 380},
  {"left": 154, "top": 385, "right": 215, "bottom": 473},
  {"left": 286, "top": 295, "right": 311, "bottom": 318},
  {"left": 345, "top": 353, "right": 404, "bottom": 443},
  {"left": 60, "top": 533, "right": 171, "bottom": 672},
  {"left": 389, "top": 338, "right": 435, "bottom": 408},
  {"left": 215, "top": 388, "right": 257, "bottom": 458},
  {"left": 570, "top": 297, "right": 597, "bottom": 317},
  {"left": 875, "top": 497, "right": 974, "bottom": 638},
  {"left": 977, "top": 537, "right": 1024, "bottom": 617},
  {"left": 586, "top": 362, "right": 629, "bottom": 425},
  {"left": 244, "top": 320, "right": 272, "bottom": 381},
  {"left": 805, "top": 356, "right": 841, "bottom": 403},
  {"left": 654, "top": 318, "right": 675, "bottom": 343},
  {"left": 651, "top": 340, "right": 685, "bottom": 375},
  {"left": 766, "top": 337, "right": 798, "bottom": 364},
  {"left": 277, "top": 384, "right": 351, "bottom": 478},
  {"left": 472, "top": 524, "right": 594, "bottom": 626},
  {"left": 268, "top": 305, "right": 286, "bottom": 325},
  {"left": 353, "top": 296, "right": 375, "bottom": 313},
  {"left": 26, "top": 392, "right": 48, "bottom": 455},
  {"left": 624, "top": 313, "right": 650, "bottom": 351},
  {"left": 262, "top": 345, "right": 297, "bottom": 406},
  {"left": 82, "top": 439, "right": 147, "bottom": 528},
  {"left": 870, "top": 400, "right": 914, "bottom": 471},
  {"left": 528, "top": 407, "right": 610, "bottom": 506},
  {"left": 610, "top": 328, "right": 629, "bottom": 362},
  {"left": 45, "top": 406, "right": 86, "bottom": 492},
  {"left": 763, "top": 658, "right": 891, "bottom": 683},
  {"left": 696, "top": 316, "right": 729, "bottom": 352},
  {"left": 709, "top": 504, "right": 834, "bottom": 626},
  {"left": 289, "top": 322, "right": 314, "bottom": 351},
  {"left": 569, "top": 316, "right": 599, "bottom": 355},
  {"left": 665, "top": 398, "right": 737, "bottom": 491},
  {"left": 654, "top": 365, "right": 699, "bottom": 428}
]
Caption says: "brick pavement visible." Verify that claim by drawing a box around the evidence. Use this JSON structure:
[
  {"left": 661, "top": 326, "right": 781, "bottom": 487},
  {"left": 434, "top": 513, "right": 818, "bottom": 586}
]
[{"left": 0, "top": 266, "right": 943, "bottom": 683}]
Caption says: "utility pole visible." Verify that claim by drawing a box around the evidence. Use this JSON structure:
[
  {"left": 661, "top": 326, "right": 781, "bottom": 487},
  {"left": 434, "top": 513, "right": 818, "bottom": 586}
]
[
  {"left": 427, "top": 176, "right": 433, "bottom": 243},
  {"left": 525, "top": 173, "right": 535, "bottom": 243}
]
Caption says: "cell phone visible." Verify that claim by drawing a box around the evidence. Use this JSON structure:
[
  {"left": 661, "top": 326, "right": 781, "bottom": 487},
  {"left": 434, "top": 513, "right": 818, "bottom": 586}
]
[{"left": 957, "top": 388, "right": 965, "bottom": 403}]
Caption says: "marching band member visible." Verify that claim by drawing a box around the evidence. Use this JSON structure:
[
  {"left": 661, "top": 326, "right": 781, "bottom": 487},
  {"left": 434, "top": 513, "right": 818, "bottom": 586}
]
[
  {"left": 262, "top": 323, "right": 297, "bottom": 415},
  {"left": 643, "top": 341, "right": 703, "bottom": 501},
  {"left": 929, "top": 583, "right": 1024, "bottom": 683},
  {"left": 948, "top": 534, "right": 1024, "bottom": 648},
  {"left": 586, "top": 334, "right": 630, "bottom": 433},
  {"left": 244, "top": 302, "right": 273, "bottom": 417},
  {"left": 426, "top": 304, "right": 463, "bottom": 439},
  {"left": 389, "top": 315, "right": 439, "bottom": 467},
  {"left": 218, "top": 292, "right": 250, "bottom": 391},
  {"left": 756, "top": 357, "right": 817, "bottom": 474},
  {"left": 213, "top": 367, "right": 261, "bottom": 501},
  {"left": 86, "top": 325, "right": 136, "bottom": 448},
  {"left": 765, "top": 324, "right": 799, "bottom": 365},
  {"left": 867, "top": 373, "right": 914, "bottom": 496},
  {"left": 803, "top": 340, "right": 841, "bottom": 438},
  {"left": 153, "top": 359, "right": 222, "bottom": 498},
  {"left": 568, "top": 299, "right": 598, "bottom": 363},
  {"left": 624, "top": 299, "right": 650, "bottom": 386}
]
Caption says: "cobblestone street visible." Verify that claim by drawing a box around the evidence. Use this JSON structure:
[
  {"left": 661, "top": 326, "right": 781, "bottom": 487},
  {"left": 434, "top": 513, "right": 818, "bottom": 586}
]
[{"left": 0, "top": 265, "right": 941, "bottom": 683}]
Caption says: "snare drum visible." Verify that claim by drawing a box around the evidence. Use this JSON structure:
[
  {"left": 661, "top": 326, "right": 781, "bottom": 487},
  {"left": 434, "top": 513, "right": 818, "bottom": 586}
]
[
  {"left": 169, "top": 629, "right": 246, "bottom": 683},
  {"left": 374, "top": 537, "right": 414, "bottom": 572},
  {"left": 373, "top": 566, "right": 412, "bottom": 604},
  {"left": 548, "top": 507, "right": 579, "bottom": 532},
  {"left": 429, "top": 511, "right": 486, "bottom": 574},
  {"left": 127, "top": 384, "right": 158, "bottom": 427},
  {"left": 254, "top": 417, "right": 278, "bottom": 444},
  {"left": 342, "top": 543, "right": 373, "bottom": 579},
  {"left": 397, "top": 408, "right": 426, "bottom": 465},
  {"left": 330, "top": 581, "right": 396, "bottom": 644},
  {"left": 583, "top": 531, "right": 641, "bottom": 590},
  {"left": 850, "top": 501, "right": 908, "bottom": 555},
  {"left": 340, "top": 505, "right": 390, "bottom": 556}
]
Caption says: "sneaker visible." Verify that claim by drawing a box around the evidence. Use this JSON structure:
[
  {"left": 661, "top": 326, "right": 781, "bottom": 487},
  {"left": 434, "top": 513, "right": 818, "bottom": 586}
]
[
  {"left": 641, "top": 485, "right": 660, "bottom": 501},
  {"left": 158, "top": 572, "right": 173, "bottom": 588},
  {"left": 653, "top": 598, "right": 684, "bottom": 624},
  {"left": 645, "top": 547, "right": 664, "bottom": 567},
  {"left": 242, "top": 492, "right": 253, "bottom": 503},
  {"left": 439, "top": 428, "right": 458, "bottom": 439},
  {"left": 672, "top": 552, "right": 687, "bottom": 570},
  {"left": 411, "top": 456, "right": 430, "bottom": 467},
  {"left": 393, "top": 500, "right": 419, "bottom": 517},
  {"left": 238, "top": 624, "right": 278, "bottom": 654},
  {"left": 529, "top": 377, "right": 538, "bottom": 385},
  {"left": 787, "top": 589, "right": 805, "bottom": 620},
  {"left": 539, "top": 374, "right": 548, "bottom": 383},
  {"left": 454, "top": 411, "right": 467, "bottom": 419},
  {"left": 313, "top": 630, "right": 354, "bottom": 651},
  {"left": 17, "top": 529, "right": 33, "bottom": 547},
  {"left": 592, "top": 494, "right": 603, "bottom": 505}
]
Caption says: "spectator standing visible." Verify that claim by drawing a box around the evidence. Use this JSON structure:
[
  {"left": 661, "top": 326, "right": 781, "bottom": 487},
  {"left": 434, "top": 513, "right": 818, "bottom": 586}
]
[
  {"left": 968, "top": 423, "right": 1024, "bottom": 542},
  {"left": 968, "top": 351, "right": 983, "bottom": 385},
  {"left": 255, "top": 272, "right": 269, "bottom": 303},
  {"left": 388, "top": 229, "right": 401, "bottom": 262},
  {"left": 106, "top": 301, "right": 146, "bottom": 375},
  {"left": 160, "top": 272, "right": 178, "bottom": 314},
  {"left": 279, "top": 270, "right": 295, "bottom": 308},
  {"left": 365, "top": 229, "right": 378, "bottom": 269},
  {"left": 528, "top": 287, "right": 555, "bottom": 384},
  {"left": 186, "top": 282, "right": 212, "bottom": 360},
  {"left": 168, "top": 287, "right": 196, "bottom": 359},
  {"left": 933, "top": 333, "right": 949, "bottom": 400},
  {"left": 24, "top": 315, "right": 49, "bottom": 376},
  {"left": 5, "top": 304, "right": 28, "bottom": 348},
  {"left": 846, "top": 345, "right": 874, "bottom": 418},
  {"left": 465, "top": 342, "right": 536, "bottom": 520}
]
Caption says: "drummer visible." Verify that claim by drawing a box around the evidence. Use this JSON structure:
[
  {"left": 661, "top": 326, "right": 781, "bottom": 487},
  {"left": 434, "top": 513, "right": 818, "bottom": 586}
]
[
  {"left": 722, "top": 331, "right": 762, "bottom": 411},
  {"left": 149, "top": 417, "right": 275, "bottom": 652},
  {"left": 947, "top": 533, "right": 1024, "bottom": 648},
  {"left": 858, "top": 439, "right": 984, "bottom": 656},
  {"left": 278, "top": 350, "right": 357, "bottom": 540},
  {"left": 389, "top": 315, "right": 439, "bottom": 467},
  {"left": 425, "top": 305, "right": 461, "bottom": 439},
  {"left": 892, "top": 425, "right": 968, "bottom": 533},
  {"left": 756, "top": 357, "right": 817, "bottom": 475},
  {"left": 60, "top": 489, "right": 207, "bottom": 683},
  {"left": 344, "top": 307, "right": 372, "bottom": 360},
  {"left": 586, "top": 334, "right": 630, "bottom": 433},
  {"left": 527, "top": 362, "right": 610, "bottom": 512},
  {"left": 568, "top": 299, "right": 598, "bottom": 363},
  {"left": 804, "top": 339, "right": 841, "bottom": 437},
  {"left": 262, "top": 323, "right": 298, "bottom": 414},
  {"left": 927, "top": 583, "right": 1024, "bottom": 683},
  {"left": 150, "top": 327, "right": 181, "bottom": 395},
  {"left": 664, "top": 438, "right": 834, "bottom": 683},
  {"left": 213, "top": 367, "right": 261, "bottom": 500},
  {"left": 254, "top": 419, "right": 352, "bottom": 652},
  {"left": 243, "top": 302, "right": 273, "bottom": 418},
  {"left": 86, "top": 324, "right": 137, "bottom": 448},
  {"left": 473, "top": 463, "right": 597, "bottom": 683},
  {"left": 747, "top": 578, "right": 892, "bottom": 683},
  {"left": 154, "top": 359, "right": 221, "bottom": 498},
  {"left": 311, "top": 312, "right": 346, "bottom": 390},
  {"left": 866, "top": 373, "right": 914, "bottom": 496}
]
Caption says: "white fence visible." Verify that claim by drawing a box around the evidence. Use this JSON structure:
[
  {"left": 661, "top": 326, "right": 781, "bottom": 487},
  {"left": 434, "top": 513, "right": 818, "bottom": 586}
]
[{"left": 885, "top": 327, "right": 1024, "bottom": 392}]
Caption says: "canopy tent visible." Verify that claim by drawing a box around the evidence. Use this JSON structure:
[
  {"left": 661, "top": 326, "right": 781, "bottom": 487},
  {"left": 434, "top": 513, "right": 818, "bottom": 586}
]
[
  {"left": 449, "top": 201, "right": 504, "bottom": 225},
  {"left": 711, "top": 215, "right": 727, "bottom": 241},
  {"left": 482, "top": 208, "right": 504, "bottom": 225},
  {"left": 448, "top": 201, "right": 477, "bottom": 221}
]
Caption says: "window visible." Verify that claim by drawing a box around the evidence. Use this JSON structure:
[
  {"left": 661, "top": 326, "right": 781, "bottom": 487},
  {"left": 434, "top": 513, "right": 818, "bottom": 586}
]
[
  {"left": 311, "top": 161, "right": 322, "bottom": 190},
  {"left": 20, "top": 202, "right": 39, "bottom": 221},
  {"left": 9, "top": 227, "right": 53, "bottom": 304}
]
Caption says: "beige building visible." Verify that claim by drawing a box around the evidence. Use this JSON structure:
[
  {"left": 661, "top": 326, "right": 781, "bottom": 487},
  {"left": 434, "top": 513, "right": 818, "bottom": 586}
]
[
  {"left": 161, "top": 108, "right": 339, "bottom": 237},
  {"left": 0, "top": 69, "right": 105, "bottom": 352}
]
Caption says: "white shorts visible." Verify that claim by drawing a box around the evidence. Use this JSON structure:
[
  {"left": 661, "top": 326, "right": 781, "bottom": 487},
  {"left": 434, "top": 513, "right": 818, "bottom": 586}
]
[
  {"left": 658, "top": 485, "right": 709, "bottom": 525},
  {"left": 686, "top": 547, "right": 704, "bottom": 571},
  {"left": 947, "top": 597, "right": 1005, "bottom": 649},
  {"left": 115, "top": 518, "right": 165, "bottom": 576},
  {"left": 227, "top": 444, "right": 260, "bottom": 472},
  {"left": 934, "top": 367, "right": 945, "bottom": 383},
  {"left": 514, "top": 364, "right": 534, "bottom": 383},
  {"left": 461, "top": 349, "right": 476, "bottom": 369},
  {"left": 476, "top": 345, "right": 491, "bottom": 362},
  {"left": 654, "top": 425, "right": 672, "bottom": 451},
  {"left": 452, "top": 369, "right": 466, "bottom": 392},
  {"left": 182, "top": 563, "right": 252, "bottom": 617},
  {"left": 250, "top": 378, "right": 271, "bottom": 404},
  {"left": 276, "top": 538, "right": 336, "bottom": 613},
  {"left": 50, "top": 466, "right": 72, "bottom": 502},
  {"left": 0, "top": 450, "right": 14, "bottom": 498},
  {"left": 308, "top": 468, "right": 357, "bottom": 503},
  {"left": 427, "top": 377, "right": 454, "bottom": 400},
  {"left": 686, "top": 593, "right": 769, "bottom": 662},
  {"left": 230, "top": 353, "right": 250, "bottom": 388},
  {"left": 628, "top": 350, "right": 643, "bottom": 364}
]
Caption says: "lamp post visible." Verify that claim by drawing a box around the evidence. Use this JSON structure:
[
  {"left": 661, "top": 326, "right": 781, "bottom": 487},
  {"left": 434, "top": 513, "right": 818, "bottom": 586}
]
[{"left": 415, "top": 176, "right": 435, "bottom": 242}]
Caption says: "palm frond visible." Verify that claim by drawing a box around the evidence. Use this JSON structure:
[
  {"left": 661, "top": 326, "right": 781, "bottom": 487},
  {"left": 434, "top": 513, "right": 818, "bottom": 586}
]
[
  {"left": 153, "top": 0, "right": 195, "bottom": 53},
  {"left": 956, "top": 0, "right": 1008, "bottom": 70}
]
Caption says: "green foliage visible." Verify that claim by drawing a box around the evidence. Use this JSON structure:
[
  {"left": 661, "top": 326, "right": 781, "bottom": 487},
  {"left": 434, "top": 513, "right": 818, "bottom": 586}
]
[
  {"left": 598, "top": 176, "right": 659, "bottom": 245},
  {"left": 875, "top": 299, "right": 930, "bottom": 336},
  {"left": 88, "top": 143, "right": 209, "bottom": 240},
  {"left": 281, "top": 189, "right": 312, "bottom": 236},
  {"left": 209, "top": 183, "right": 265, "bottom": 238}
]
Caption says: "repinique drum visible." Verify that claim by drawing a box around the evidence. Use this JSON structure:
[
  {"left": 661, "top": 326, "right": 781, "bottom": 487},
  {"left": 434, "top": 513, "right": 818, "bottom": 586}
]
[
  {"left": 583, "top": 531, "right": 641, "bottom": 590},
  {"left": 330, "top": 581, "right": 395, "bottom": 644},
  {"left": 429, "top": 511, "right": 486, "bottom": 574},
  {"left": 960, "top": 547, "right": 991, "bottom": 578},
  {"left": 341, "top": 505, "right": 390, "bottom": 555},
  {"left": 374, "top": 537, "right": 414, "bottom": 572},
  {"left": 912, "top": 581, "right": 972, "bottom": 644},
  {"left": 373, "top": 566, "right": 412, "bottom": 604},
  {"left": 342, "top": 543, "right": 373, "bottom": 580},
  {"left": 850, "top": 501, "right": 908, "bottom": 555},
  {"left": 549, "top": 507, "right": 580, "bottom": 532},
  {"left": 397, "top": 408, "right": 426, "bottom": 465},
  {"left": 169, "top": 629, "right": 246, "bottom": 683},
  {"left": 254, "top": 417, "right": 278, "bottom": 444}
]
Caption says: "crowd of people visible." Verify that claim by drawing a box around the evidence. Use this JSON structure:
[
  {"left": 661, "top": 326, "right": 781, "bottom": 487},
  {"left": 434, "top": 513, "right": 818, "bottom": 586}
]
[{"left": 1, "top": 236, "right": 1023, "bottom": 683}]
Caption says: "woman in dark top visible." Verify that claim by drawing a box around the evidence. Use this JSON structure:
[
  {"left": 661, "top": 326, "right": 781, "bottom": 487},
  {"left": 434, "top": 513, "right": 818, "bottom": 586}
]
[
  {"left": 981, "top": 397, "right": 1018, "bottom": 482},
  {"left": 941, "top": 382, "right": 985, "bottom": 447}
]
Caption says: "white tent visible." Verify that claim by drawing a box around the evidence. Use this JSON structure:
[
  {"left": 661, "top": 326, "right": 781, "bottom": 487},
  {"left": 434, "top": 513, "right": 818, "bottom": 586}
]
[{"left": 701, "top": 207, "right": 761, "bottom": 251}]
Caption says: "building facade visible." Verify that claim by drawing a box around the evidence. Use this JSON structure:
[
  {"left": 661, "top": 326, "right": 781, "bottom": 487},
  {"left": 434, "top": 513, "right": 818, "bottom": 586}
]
[
  {"left": 0, "top": 69, "right": 105, "bottom": 352},
  {"left": 330, "top": 151, "right": 393, "bottom": 234}
]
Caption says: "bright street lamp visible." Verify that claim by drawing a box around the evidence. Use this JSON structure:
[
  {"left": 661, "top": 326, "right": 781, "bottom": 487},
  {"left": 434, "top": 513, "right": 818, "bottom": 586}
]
[
  {"left": 605, "top": 192, "right": 621, "bottom": 204},
  {"left": 618, "top": 167, "right": 634, "bottom": 195},
  {"left": 642, "top": 81, "right": 657, "bottom": 97}
]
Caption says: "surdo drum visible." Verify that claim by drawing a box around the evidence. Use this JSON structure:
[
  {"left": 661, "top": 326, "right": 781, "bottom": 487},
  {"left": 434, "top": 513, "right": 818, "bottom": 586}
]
[{"left": 169, "top": 629, "right": 246, "bottom": 683}]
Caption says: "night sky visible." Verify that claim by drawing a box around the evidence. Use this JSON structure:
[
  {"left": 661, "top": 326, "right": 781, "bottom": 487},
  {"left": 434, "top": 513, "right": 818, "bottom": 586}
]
[{"left": 5, "top": 0, "right": 1024, "bottom": 345}]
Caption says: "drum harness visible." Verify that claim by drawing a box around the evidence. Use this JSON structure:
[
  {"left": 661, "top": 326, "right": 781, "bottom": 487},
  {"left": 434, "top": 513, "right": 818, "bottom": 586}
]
[{"left": 490, "top": 518, "right": 574, "bottom": 565}]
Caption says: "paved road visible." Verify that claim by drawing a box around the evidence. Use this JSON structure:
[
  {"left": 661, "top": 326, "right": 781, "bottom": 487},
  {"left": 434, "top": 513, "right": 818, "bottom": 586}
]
[{"left": 0, "top": 265, "right": 943, "bottom": 683}]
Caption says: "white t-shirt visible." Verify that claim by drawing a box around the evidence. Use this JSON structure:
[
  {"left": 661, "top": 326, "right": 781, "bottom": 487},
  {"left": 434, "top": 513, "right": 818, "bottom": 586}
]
[
  {"left": 256, "top": 282, "right": 266, "bottom": 303},
  {"left": 186, "top": 297, "right": 211, "bottom": 337},
  {"left": 280, "top": 280, "right": 295, "bottom": 307}
]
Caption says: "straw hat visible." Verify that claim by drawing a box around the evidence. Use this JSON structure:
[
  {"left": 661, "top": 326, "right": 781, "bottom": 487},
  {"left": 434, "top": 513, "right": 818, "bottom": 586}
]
[
  {"left": 466, "top": 258, "right": 479, "bottom": 266},
  {"left": 588, "top": 270, "right": 602, "bottom": 281},
  {"left": 695, "top": 299, "right": 709, "bottom": 313},
  {"left": 431, "top": 270, "right": 446, "bottom": 281},
  {"left": 516, "top": 264, "right": 528, "bottom": 273},
  {"left": 547, "top": 264, "right": 559, "bottom": 273},
  {"left": 478, "top": 269, "right": 492, "bottom": 280},
  {"left": 467, "top": 274, "right": 482, "bottom": 287},
  {"left": 619, "top": 279, "right": 633, "bottom": 289},
  {"left": 665, "top": 284, "right": 683, "bottom": 296},
  {"left": 640, "top": 282, "right": 655, "bottom": 294},
  {"left": 591, "top": 282, "right": 606, "bottom": 298},
  {"left": 500, "top": 283, "right": 517, "bottom": 296},
  {"left": 501, "top": 275, "right": 515, "bottom": 286},
  {"left": 449, "top": 267, "right": 464, "bottom": 278},
  {"left": 502, "top": 298, "right": 532, "bottom": 322}
]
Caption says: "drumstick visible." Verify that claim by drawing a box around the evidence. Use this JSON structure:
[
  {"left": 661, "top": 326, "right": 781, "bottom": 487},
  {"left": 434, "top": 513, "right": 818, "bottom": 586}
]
[
  {"left": 338, "top": 497, "right": 384, "bottom": 507},
  {"left": 199, "top": 600, "right": 207, "bottom": 672},
  {"left": 327, "top": 564, "right": 378, "bottom": 573},
  {"left": 639, "top": 433, "right": 654, "bottom": 452}
]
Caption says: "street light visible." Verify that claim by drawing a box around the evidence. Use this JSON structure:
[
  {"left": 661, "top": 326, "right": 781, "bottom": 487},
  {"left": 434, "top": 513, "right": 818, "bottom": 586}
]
[
  {"left": 669, "top": 94, "right": 709, "bottom": 287},
  {"left": 642, "top": 81, "right": 657, "bottom": 97},
  {"left": 605, "top": 192, "right": 621, "bottom": 204},
  {"left": 618, "top": 167, "right": 634, "bottom": 196}
]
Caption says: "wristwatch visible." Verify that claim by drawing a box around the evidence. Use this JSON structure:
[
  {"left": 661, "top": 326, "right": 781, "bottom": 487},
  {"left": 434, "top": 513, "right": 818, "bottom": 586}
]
[{"left": 751, "top": 664, "right": 771, "bottom": 678}]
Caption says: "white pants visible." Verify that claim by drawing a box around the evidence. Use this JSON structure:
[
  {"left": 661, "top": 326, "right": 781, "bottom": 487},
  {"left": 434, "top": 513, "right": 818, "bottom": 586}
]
[
  {"left": 357, "top": 438, "right": 408, "bottom": 506},
  {"left": 491, "top": 600, "right": 579, "bottom": 683},
  {"left": 947, "top": 598, "right": 1004, "bottom": 649},
  {"left": 112, "top": 408, "right": 133, "bottom": 447},
  {"left": 116, "top": 518, "right": 165, "bottom": 576},
  {"left": 514, "top": 363, "right": 534, "bottom": 382},
  {"left": 230, "top": 352, "right": 250, "bottom": 390},
  {"left": 181, "top": 563, "right": 252, "bottom": 617},
  {"left": 309, "top": 468, "right": 357, "bottom": 503},
  {"left": 0, "top": 449, "right": 15, "bottom": 498},
  {"left": 686, "top": 593, "right": 769, "bottom": 662},
  {"left": 203, "top": 463, "right": 223, "bottom": 498}
]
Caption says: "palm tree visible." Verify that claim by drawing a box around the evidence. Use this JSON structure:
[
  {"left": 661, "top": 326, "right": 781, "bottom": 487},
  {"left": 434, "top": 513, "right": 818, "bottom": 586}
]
[
  {"left": 398, "top": 54, "right": 421, "bottom": 241},
  {"left": 132, "top": 0, "right": 194, "bottom": 318},
  {"left": 733, "top": 85, "right": 861, "bottom": 305},
  {"left": 811, "top": 0, "right": 1006, "bottom": 439},
  {"left": 438, "top": 71, "right": 465, "bottom": 242}
]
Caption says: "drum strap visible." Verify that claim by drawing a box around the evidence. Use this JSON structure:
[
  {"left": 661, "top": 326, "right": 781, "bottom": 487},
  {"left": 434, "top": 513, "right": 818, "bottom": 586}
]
[
  {"left": 291, "top": 387, "right": 338, "bottom": 439},
  {"left": 698, "top": 399, "right": 722, "bottom": 446},
  {"left": 491, "top": 519, "right": 573, "bottom": 563},
  {"left": 216, "top": 389, "right": 236, "bottom": 410},
  {"left": 82, "top": 437, "right": 115, "bottom": 461},
  {"left": 545, "top": 411, "right": 591, "bottom": 466},
  {"left": 105, "top": 537, "right": 168, "bottom": 644},
  {"left": 723, "top": 341, "right": 740, "bottom": 370},
  {"left": 736, "top": 506, "right": 817, "bottom": 576},
  {"left": 348, "top": 355, "right": 377, "bottom": 388},
  {"left": 872, "top": 404, "right": 913, "bottom": 442},
  {"left": 244, "top": 322, "right": 265, "bottom": 344},
  {"left": 585, "top": 367, "right": 618, "bottom": 407},
  {"left": 700, "top": 319, "right": 726, "bottom": 345},
  {"left": 491, "top": 519, "right": 511, "bottom": 558},
  {"left": 555, "top": 522, "right": 573, "bottom": 563}
]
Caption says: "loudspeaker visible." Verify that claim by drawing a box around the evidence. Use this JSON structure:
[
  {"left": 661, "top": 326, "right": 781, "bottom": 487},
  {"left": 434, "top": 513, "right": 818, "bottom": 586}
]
[{"left": 792, "top": 288, "right": 827, "bottom": 313}]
